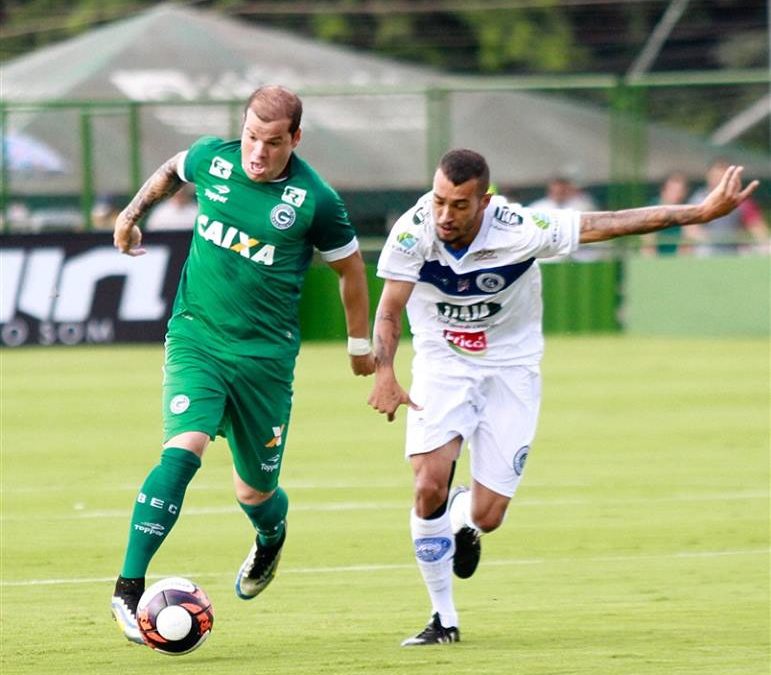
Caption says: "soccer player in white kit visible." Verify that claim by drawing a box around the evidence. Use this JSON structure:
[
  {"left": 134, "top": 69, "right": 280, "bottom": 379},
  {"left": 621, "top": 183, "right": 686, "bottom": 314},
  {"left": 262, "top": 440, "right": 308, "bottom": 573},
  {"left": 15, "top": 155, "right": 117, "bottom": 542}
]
[{"left": 367, "top": 148, "right": 758, "bottom": 646}]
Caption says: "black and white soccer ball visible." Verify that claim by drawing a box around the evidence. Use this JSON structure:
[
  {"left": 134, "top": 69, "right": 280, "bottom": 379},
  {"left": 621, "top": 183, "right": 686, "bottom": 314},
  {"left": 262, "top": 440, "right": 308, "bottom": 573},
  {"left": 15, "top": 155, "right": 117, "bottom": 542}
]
[{"left": 137, "top": 577, "right": 214, "bottom": 655}]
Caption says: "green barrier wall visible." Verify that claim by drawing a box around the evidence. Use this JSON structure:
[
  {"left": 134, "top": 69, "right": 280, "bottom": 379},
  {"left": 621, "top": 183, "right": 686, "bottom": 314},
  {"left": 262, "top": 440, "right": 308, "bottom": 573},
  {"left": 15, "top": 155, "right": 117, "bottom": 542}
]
[
  {"left": 541, "top": 261, "right": 620, "bottom": 334},
  {"left": 298, "top": 261, "right": 621, "bottom": 340},
  {"left": 625, "top": 255, "right": 770, "bottom": 336}
]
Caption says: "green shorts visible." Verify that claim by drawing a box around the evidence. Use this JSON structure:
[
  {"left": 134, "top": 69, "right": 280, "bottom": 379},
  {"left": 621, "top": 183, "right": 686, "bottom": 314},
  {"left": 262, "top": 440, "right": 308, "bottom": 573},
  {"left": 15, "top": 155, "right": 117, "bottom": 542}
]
[{"left": 162, "top": 337, "right": 295, "bottom": 492}]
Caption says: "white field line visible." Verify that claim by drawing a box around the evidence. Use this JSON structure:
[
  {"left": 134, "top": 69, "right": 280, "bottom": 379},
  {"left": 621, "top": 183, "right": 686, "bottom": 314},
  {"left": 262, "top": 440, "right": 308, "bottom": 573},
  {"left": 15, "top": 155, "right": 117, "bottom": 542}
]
[
  {"left": 0, "top": 490, "right": 767, "bottom": 522},
  {"left": 1, "top": 548, "right": 768, "bottom": 588}
]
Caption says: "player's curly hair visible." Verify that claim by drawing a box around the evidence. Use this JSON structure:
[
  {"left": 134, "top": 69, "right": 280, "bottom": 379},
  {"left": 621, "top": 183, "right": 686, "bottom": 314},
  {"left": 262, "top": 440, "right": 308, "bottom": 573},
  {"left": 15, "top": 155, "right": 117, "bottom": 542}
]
[
  {"left": 244, "top": 85, "right": 303, "bottom": 135},
  {"left": 439, "top": 149, "right": 490, "bottom": 196}
]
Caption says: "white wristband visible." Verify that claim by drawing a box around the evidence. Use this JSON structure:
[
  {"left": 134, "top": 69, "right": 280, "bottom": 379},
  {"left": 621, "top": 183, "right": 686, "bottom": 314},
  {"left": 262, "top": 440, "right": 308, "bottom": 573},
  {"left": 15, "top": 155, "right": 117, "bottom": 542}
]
[{"left": 347, "top": 337, "right": 372, "bottom": 356}]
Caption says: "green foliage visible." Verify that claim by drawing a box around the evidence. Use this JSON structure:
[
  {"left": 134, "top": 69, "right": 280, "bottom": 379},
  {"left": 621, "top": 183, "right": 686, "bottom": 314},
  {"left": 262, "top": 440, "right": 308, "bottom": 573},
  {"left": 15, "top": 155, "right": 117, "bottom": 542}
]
[
  {"left": 1, "top": 338, "right": 768, "bottom": 673},
  {"left": 462, "top": 8, "right": 586, "bottom": 73},
  {"left": 311, "top": 13, "right": 353, "bottom": 44}
]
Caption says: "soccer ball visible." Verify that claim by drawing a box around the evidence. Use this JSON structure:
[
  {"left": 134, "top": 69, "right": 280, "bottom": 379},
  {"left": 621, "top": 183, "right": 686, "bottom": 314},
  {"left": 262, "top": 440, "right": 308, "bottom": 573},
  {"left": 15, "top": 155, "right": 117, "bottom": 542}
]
[{"left": 137, "top": 577, "right": 214, "bottom": 655}]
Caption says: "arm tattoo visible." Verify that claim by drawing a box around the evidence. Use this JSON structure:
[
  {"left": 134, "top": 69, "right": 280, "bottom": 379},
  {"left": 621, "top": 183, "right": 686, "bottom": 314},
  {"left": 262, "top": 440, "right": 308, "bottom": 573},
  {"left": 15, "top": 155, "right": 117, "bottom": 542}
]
[
  {"left": 122, "top": 156, "right": 184, "bottom": 226},
  {"left": 373, "top": 309, "right": 401, "bottom": 368},
  {"left": 580, "top": 204, "right": 699, "bottom": 243}
]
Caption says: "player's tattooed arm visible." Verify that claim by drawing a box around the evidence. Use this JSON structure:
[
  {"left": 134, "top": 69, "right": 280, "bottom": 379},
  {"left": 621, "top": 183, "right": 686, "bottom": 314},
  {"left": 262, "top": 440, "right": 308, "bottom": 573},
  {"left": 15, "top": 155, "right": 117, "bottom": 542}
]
[
  {"left": 373, "top": 307, "right": 401, "bottom": 368},
  {"left": 372, "top": 280, "right": 413, "bottom": 369},
  {"left": 579, "top": 206, "right": 687, "bottom": 243},
  {"left": 113, "top": 152, "right": 186, "bottom": 256},
  {"left": 121, "top": 154, "right": 186, "bottom": 226},
  {"left": 579, "top": 165, "right": 758, "bottom": 244},
  {"left": 369, "top": 279, "right": 419, "bottom": 421}
]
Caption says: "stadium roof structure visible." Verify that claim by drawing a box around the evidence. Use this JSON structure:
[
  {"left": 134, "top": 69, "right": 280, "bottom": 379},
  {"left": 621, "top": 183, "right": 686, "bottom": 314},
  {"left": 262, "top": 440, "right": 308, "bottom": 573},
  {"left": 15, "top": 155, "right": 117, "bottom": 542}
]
[{"left": 3, "top": 2, "right": 769, "bottom": 197}]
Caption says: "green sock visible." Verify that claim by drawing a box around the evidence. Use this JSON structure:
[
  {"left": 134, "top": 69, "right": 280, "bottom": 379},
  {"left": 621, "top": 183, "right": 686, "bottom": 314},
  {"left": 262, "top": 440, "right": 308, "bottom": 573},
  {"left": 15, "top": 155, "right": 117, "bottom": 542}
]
[
  {"left": 120, "top": 447, "right": 201, "bottom": 578},
  {"left": 238, "top": 486, "right": 288, "bottom": 547}
]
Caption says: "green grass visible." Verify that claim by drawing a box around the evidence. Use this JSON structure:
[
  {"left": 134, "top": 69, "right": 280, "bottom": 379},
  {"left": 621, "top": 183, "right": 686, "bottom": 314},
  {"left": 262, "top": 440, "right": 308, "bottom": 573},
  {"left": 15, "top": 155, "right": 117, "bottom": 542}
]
[{"left": 1, "top": 337, "right": 768, "bottom": 674}]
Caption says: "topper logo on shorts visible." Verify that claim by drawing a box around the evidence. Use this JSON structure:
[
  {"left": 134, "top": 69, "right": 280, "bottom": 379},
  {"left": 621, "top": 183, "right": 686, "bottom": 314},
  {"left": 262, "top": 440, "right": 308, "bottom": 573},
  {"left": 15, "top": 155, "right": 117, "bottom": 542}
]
[
  {"left": 414, "top": 536, "right": 452, "bottom": 562},
  {"left": 443, "top": 329, "right": 487, "bottom": 355},
  {"left": 261, "top": 453, "right": 281, "bottom": 473},
  {"left": 197, "top": 214, "right": 275, "bottom": 265}
]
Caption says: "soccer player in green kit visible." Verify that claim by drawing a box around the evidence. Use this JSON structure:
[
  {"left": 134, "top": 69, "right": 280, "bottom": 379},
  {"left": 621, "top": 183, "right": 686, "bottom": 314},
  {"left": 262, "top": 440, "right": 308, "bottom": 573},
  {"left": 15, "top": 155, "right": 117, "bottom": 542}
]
[{"left": 110, "top": 85, "right": 375, "bottom": 644}]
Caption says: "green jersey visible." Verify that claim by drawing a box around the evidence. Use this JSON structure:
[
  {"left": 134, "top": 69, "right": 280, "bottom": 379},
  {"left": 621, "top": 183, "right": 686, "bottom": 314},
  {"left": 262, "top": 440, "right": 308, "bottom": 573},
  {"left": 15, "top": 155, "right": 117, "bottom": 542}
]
[{"left": 167, "top": 136, "right": 357, "bottom": 358}]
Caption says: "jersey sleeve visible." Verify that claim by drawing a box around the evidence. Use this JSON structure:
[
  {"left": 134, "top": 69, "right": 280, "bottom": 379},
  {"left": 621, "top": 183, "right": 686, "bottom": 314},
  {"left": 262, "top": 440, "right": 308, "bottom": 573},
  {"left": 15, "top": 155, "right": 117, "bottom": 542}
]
[
  {"left": 517, "top": 206, "right": 581, "bottom": 258},
  {"left": 309, "top": 185, "right": 358, "bottom": 261},
  {"left": 376, "top": 201, "right": 430, "bottom": 282},
  {"left": 180, "top": 136, "right": 223, "bottom": 183}
]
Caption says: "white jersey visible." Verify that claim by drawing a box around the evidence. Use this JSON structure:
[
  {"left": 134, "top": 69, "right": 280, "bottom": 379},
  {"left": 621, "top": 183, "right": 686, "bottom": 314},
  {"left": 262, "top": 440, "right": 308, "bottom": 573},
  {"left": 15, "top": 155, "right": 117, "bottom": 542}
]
[{"left": 377, "top": 193, "right": 581, "bottom": 366}]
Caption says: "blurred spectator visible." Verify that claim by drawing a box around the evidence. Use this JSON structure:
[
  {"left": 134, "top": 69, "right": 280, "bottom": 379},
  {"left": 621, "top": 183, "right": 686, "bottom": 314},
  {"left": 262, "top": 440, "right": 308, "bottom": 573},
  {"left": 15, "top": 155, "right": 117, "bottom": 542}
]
[
  {"left": 688, "top": 159, "right": 768, "bottom": 255},
  {"left": 641, "top": 171, "right": 690, "bottom": 256},
  {"left": 91, "top": 195, "right": 120, "bottom": 230},
  {"left": 3, "top": 201, "right": 32, "bottom": 232},
  {"left": 145, "top": 184, "right": 198, "bottom": 231},
  {"left": 529, "top": 174, "right": 597, "bottom": 212},
  {"left": 529, "top": 174, "right": 606, "bottom": 261}
]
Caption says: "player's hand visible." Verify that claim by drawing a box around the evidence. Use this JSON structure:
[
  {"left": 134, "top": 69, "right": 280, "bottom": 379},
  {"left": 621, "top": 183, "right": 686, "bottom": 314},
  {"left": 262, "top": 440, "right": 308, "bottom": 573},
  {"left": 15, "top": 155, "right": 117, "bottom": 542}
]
[
  {"left": 699, "top": 165, "right": 759, "bottom": 222},
  {"left": 368, "top": 374, "right": 421, "bottom": 422},
  {"left": 113, "top": 210, "right": 146, "bottom": 257},
  {"left": 349, "top": 352, "right": 376, "bottom": 376}
]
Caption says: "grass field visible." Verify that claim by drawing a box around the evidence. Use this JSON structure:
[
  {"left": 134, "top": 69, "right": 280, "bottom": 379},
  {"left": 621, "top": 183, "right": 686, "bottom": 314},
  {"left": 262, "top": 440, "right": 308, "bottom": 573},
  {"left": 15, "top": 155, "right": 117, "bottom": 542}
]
[{"left": 1, "top": 337, "right": 768, "bottom": 674}]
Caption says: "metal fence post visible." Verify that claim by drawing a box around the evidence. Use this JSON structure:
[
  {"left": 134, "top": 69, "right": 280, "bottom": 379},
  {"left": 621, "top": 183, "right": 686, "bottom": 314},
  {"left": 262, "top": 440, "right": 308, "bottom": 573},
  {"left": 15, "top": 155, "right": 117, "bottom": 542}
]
[
  {"left": 609, "top": 81, "right": 648, "bottom": 211},
  {"left": 1, "top": 104, "right": 8, "bottom": 233},
  {"left": 128, "top": 102, "right": 142, "bottom": 194},
  {"left": 80, "top": 107, "right": 94, "bottom": 231},
  {"left": 426, "top": 87, "right": 451, "bottom": 183}
]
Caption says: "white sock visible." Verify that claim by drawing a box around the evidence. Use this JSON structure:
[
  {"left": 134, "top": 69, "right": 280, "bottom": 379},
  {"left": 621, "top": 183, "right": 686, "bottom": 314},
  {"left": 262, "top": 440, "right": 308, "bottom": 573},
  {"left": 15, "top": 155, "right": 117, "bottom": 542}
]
[
  {"left": 449, "top": 489, "right": 479, "bottom": 534},
  {"left": 410, "top": 508, "right": 458, "bottom": 628}
]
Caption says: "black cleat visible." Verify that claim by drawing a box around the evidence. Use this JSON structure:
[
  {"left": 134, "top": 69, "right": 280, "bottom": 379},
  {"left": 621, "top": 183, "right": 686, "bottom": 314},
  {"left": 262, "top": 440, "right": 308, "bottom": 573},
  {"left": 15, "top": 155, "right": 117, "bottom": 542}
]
[
  {"left": 449, "top": 485, "right": 481, "bottom": 579},
  {"left": 401, "top": 612, "right": 460, "bottom": 646},
  {"left": 110, "top": 576, "right": 145, "bottom": 644},
  {"left": 453, "top": 525, "right": 481, "bottom": 579},
  {"left": 235, "top": 526, "right": 286, "bottom": 600}
]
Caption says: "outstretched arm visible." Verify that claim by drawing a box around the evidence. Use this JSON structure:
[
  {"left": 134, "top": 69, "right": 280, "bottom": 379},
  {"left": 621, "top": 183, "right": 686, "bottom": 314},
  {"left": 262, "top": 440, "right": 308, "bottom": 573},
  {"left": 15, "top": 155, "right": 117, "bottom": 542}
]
[
  {"left": 113, "top": 152, "right": 186, "bottom": 256},
  {"left": 580, "top": 165, "right": 759, "bottom": 243},
  {"left": 327, "top": 250, "right": 376, "bottom": 376},
  {"left": 368, "top": 279, "right": 420, "bottom": 421}
]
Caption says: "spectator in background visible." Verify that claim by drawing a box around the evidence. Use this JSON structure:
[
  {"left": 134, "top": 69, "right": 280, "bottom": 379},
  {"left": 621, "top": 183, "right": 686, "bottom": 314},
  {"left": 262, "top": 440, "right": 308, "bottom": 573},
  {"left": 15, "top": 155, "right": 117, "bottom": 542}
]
[
  {"left": 529, "top": 174, "right": 606, "bottom": 261},
  {"left": 145, "top": 183, "right": 198, "bottom": 230},
  {"left": 528, "top": 174, "right": 597, "bottom": 212},
  {"left": 91, "top": 195, "right": 120, "bottom": 230},
  {"left": 688, "top": 158, "right": 769, "bottom": 255},
  {"left": 641, "top": 171, "right": 690, "bottom": 256}
]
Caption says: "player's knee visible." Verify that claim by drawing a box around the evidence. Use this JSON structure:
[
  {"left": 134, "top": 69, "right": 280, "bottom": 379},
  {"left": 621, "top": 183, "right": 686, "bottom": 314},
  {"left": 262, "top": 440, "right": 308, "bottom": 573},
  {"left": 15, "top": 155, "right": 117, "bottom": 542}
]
[
  {"left": 413, "top": 473, "right": 447, "bottom": 499},
  {"left": 472, "top": 509, "right": 505, "bottom": 533},
  {"left": 235, "top": 484, "right": 274, "bottom": 505},
  {"left": 413, "top": 475, "right": 448, "bottom": 517}
]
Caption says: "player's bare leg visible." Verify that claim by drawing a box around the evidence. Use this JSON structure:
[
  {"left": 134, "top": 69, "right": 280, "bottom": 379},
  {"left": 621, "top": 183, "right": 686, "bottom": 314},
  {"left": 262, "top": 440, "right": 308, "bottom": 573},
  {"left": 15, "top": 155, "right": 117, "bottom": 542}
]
[
  {"left": 402, "top": 440, "right": 462, "bottom": 646},
  {"left": 449, "top": 480, "right": 510, "bottom": 578}
]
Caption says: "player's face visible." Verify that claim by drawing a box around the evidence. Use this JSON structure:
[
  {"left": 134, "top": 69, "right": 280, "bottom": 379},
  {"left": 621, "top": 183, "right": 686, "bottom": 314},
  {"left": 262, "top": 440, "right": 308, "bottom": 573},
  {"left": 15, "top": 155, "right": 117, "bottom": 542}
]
[
  {"left": 431, "top": 169, "right": 491, "bottom": 249},
  {"left": 240, "top": 108, "right": 301, "bottom": 182}
]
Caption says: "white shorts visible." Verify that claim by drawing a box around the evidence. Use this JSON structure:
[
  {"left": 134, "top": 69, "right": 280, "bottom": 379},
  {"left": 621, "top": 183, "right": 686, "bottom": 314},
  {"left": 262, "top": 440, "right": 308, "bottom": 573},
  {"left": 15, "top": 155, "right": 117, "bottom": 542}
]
[{"left": 405, "top": 357, "right": 541, "bottom": 498}]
